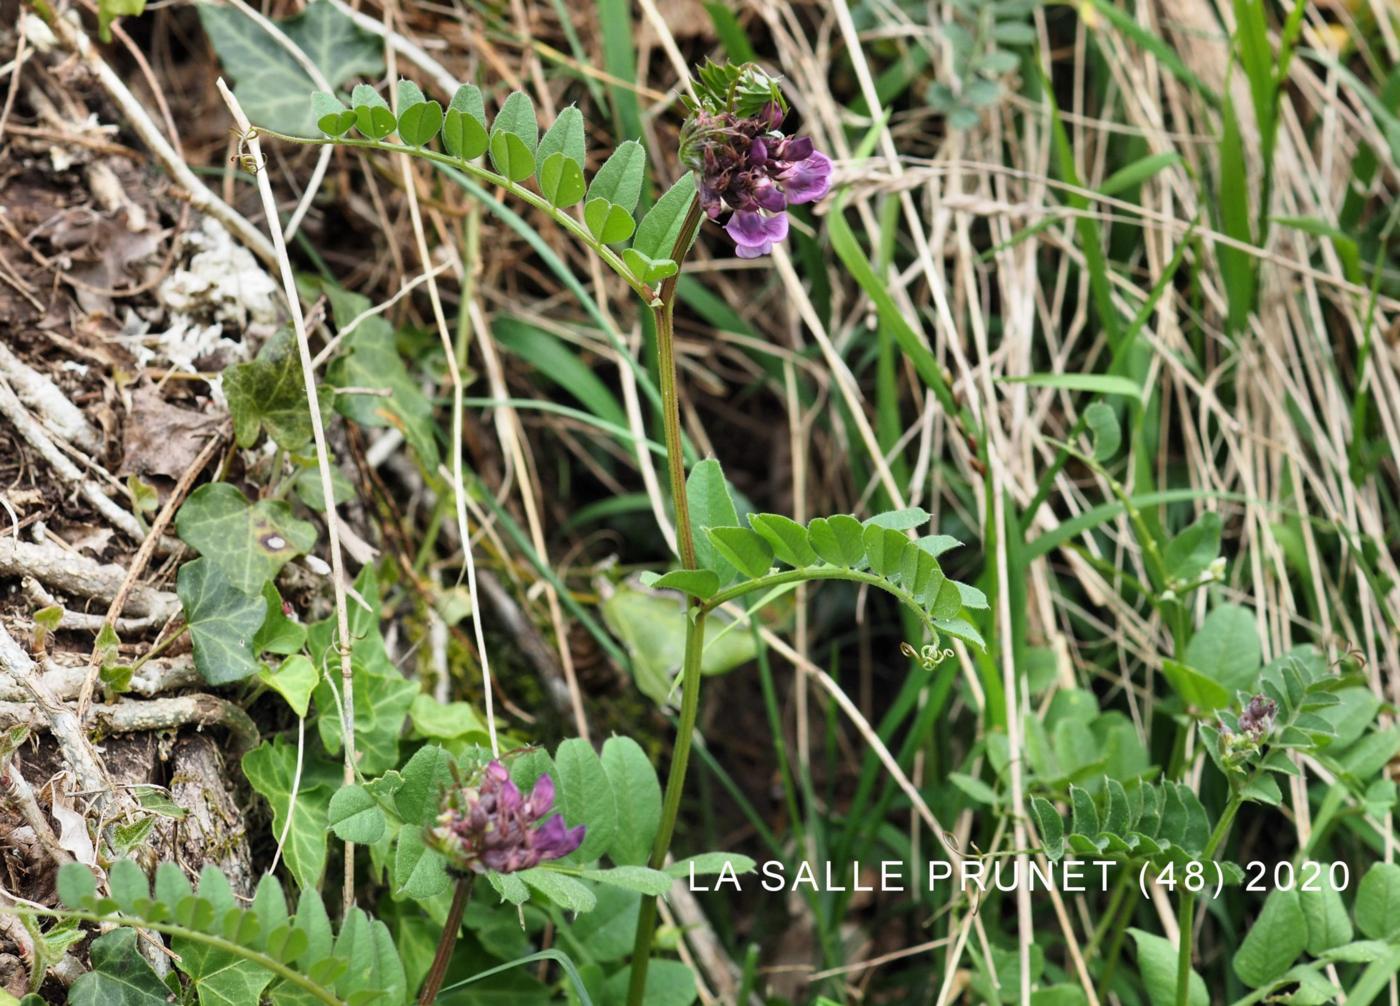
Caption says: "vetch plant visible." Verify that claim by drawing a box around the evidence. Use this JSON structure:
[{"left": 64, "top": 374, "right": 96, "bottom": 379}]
[
  {"left": 217, "top": 59, "right": 982, "bottom": 1004},
  {"left": 418, "top": 760, "right": 584, "bottom": 1004},
  {"left": 681, "top": 61, "right": 833, "bottom": 257}
]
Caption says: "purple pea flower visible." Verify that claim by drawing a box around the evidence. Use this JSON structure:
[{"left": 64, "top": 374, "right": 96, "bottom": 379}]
[
  {"left": 680, "top": 91, "right": 832, "bottom": 258},
  {"left": 427, "top": 759, "right": 585, "bottom": 874}
]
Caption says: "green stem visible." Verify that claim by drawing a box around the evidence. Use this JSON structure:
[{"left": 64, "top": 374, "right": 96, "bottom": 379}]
[
  {"left": 13, "top": 910, "right": 344, "bottom": 1006},
  {"left": 255, "top": 130, "right": 652, "bottom": 302},
  {"left": 626, "top": 196, "right": 703, "bottom": 1006},
  {"left": 1174, "top": 791, "right": 1244, "bottom": 1006},
  {"left": 420, "top": 876, "right": 473, "bottom": 1005},
  {"left": 700, "top": 566, "right": 930, "bottom": 623},
  {"left": 1174, "top": 890, "right": 1195, "bottom": 1006}
]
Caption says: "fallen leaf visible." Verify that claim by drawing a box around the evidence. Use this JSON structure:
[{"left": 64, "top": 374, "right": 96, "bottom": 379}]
[
  {"left": 120, "top": 384, "right": 223, "bottom": 480},
  {"left": 50, "top": 800, "right": 97, "bottom": 866}
]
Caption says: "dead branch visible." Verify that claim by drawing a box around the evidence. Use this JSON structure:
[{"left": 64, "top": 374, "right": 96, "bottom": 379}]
[{"left": 0, "top": 537, "right": 179, "bottom": 621}]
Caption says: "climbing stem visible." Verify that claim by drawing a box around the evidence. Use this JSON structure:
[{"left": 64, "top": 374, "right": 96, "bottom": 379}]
[
  {"left": 254, "top": 129, "right": 652, "bottom": 302},
  {"left": 1175, "top": 790, "right": 1244, "bottom": 1006},
  {"left": 626, "top": 196, "right": 703, "bottom": 1006},
  {"left": 420, "top": 876, "right": 473, "bottom": 1005}
]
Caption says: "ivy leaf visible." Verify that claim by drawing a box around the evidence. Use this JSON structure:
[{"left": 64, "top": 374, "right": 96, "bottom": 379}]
[
  {"left": 69, "top": 929, "right": 170, "bottom": 1006},
  {"left": 536, "top": 106, "right": 587, "bottom": 207},
  {"left": 175, "top": 869, "right": 274, "bottom": 1006},
  {"left": 242, "top": 739, "right": 336, "bottom": 891},
  {"left": 311, "top": 91, "right": 355, "bottom": 137},
  {"left": 177, "top": 483, "right": 317, "bottom": 596},
  {"left": 253, "top": 583, "right": 306, "bottom": 656},
  {"left": 554, "top": 738, "right": 616, "bottom": 863},
  {"left": 199, "top": 1, "right": 383, "bottom": 136},
  {"left": 600, "top": 736, "right": 660, "bottom": 867},
  {"left": 489, "top": 90, "right": 539, "bottom": 182},
  {"left": 632, "top": 173, "right": 698, "bottom": 262},
  {"left": 407, "top": 695, "right": 485, "bottom": 741},
  {"left": 178, "top": 558, "right": 266, "bottom": 685},
  {"left": 395, "top": 79, "right": 442, "bottom": 147},
  {"left": 313, "top": 660, "right": 417, "bottom": 776},
  {"left": 223, "top": 329, "right": 321, "bottom": 451},
  {"left": 322, "top": 285, "right": 440, "bottom": 468},
  {"left": 327, "top": 784, "right": 386, "bottom": 844},
  {"left": 442, "top": 84, "right": 488, "bottom": 160},
  {"left": 350, "top": 84, "right": 397, "bottom": 140}
]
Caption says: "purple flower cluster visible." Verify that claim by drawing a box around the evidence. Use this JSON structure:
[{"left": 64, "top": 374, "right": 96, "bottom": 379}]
[
  {"left": 428, "top": 760, "right": 585, "bottom": 874},
  {"left": 685, "top": 104, "right": 832, "bottom": 258},
  {"left": 1236, "top": 695, "right": 1277, "bottom": 739}
]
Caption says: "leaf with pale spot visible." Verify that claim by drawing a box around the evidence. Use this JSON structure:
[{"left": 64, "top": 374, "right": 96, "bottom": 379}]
[{"left": 177, "top": 483, "right": 317, "bottom": 596}]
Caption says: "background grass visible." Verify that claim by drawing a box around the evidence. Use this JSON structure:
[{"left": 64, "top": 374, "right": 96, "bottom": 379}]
[{"left": 10, "top": 0, "right": 1400, "bottom": 1001}]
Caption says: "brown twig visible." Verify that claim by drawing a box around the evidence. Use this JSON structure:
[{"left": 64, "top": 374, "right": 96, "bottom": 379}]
[{"left": 77, "top": 429, "right": 224, "bottom": 719}]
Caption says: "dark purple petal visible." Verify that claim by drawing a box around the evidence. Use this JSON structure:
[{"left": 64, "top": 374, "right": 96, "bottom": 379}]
[
  {"left": 774, "top": 136, "right": 813, "bottom": 163},
  {"left": 497, "top": 778, "right": 523, "bottom": 815},
  {"left": 753, "top": 178, "right": 786, "bottom": 212},
  {"left": 725, "top": 210, "right": 789, "bottom": 249},
  {"left": 780, "top": 151, "right": 832, "bottom": 204},
  {"left": 749, "top": 137, "right": 768, "bottom": 166},
  {"left": 760, "top": 101, "right": 785, "bottom": 130},
  {"left": 699, "top": 181, "right": 725, "bottom": 219},
  {"left": 528, "top": 774, "right": 555, "bottom": 817},
  {"left": 533, "top": 814, "right": 586, "bottom": 861}
]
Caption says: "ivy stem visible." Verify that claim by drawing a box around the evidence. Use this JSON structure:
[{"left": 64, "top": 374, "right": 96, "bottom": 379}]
[
  {"left": 627, "top": 196, "right": 703, "bottom": 1006},
  {"left": 420, "top": 876, "right": 473, "bottom": 1005}
]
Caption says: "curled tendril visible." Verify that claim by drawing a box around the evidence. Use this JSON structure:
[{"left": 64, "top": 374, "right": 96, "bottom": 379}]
[{"left": 901, "top": 640, "right": 954, "bottom": 670}]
